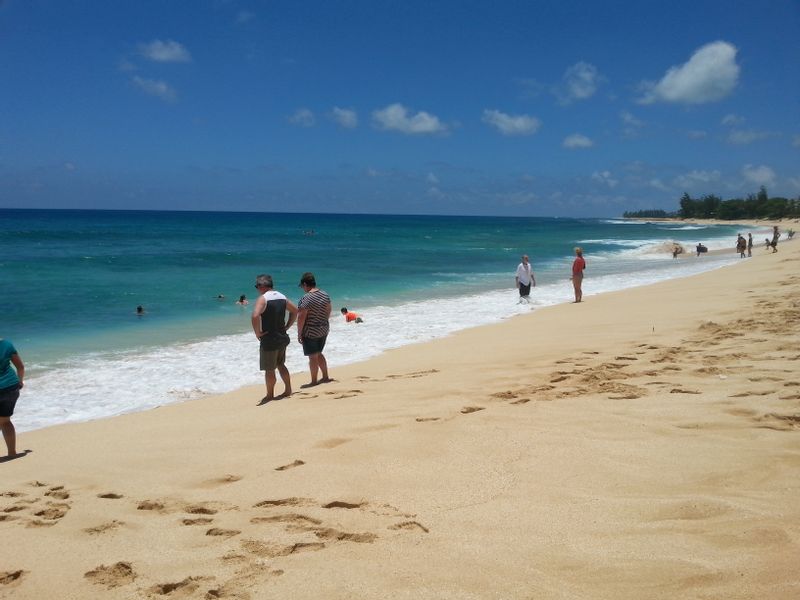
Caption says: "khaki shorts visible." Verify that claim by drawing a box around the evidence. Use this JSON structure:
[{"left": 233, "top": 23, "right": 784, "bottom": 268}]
[{"left": 260, "top": 346, "right": 286, "bottom": 371}]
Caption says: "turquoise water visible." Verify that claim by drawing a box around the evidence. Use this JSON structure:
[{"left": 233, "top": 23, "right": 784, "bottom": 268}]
[{"left": 0, "top": 209, "right": 755, "bottom": 431}]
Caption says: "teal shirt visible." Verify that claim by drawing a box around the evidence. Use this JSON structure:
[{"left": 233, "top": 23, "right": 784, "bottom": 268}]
[{"left": 0, "top": 339, "right": 20, "bottom": 389}]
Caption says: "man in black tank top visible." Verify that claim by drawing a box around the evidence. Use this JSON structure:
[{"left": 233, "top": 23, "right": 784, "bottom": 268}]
[{"left": 251, "top": 274, "right": 298, "bottom": 402}]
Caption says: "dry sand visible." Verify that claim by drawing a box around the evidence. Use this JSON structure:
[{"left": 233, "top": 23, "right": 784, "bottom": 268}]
[{"left": 2, "top": 239, "right": 799, "bottom": 599}]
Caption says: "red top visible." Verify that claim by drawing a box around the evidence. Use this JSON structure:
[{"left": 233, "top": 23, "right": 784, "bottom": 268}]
[
  {"left": 344, "top": 311, "right": 359, "bottom": 322},
  {"left": 572, "top": 256, "right": 586, "bottom": 276}
]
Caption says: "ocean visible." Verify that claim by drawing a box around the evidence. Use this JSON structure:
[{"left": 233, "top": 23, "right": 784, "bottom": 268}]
[{"left": 1, "top": 209, "right": 763, "bottom": 432}]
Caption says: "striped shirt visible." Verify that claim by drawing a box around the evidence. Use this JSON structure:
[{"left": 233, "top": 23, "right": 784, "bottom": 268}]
[{"left": 298, "top": 289, "right": 331, "bottom": 339}]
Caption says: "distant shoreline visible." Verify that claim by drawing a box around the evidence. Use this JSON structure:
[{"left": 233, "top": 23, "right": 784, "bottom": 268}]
[{"left": 623, "top": 216, "right": 799, "bottom": 228}]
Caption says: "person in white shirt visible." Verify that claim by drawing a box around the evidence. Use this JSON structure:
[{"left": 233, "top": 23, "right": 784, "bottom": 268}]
[{"left": 515, "top": 254, "right": 536, "bottom": 304}]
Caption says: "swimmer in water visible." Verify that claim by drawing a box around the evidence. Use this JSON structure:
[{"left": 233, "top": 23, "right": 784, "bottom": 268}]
[{"left": 340, "top": 307, "right": 364, "bottom": 323}]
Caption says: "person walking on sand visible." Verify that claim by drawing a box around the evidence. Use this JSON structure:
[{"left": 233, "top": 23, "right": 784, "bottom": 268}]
[
  {"left": 571, "top": 247, "right": 586, "bottom": 303},
  {"left": 251, "top": 275, "right": 297, "bottom": 403},
  {"left": 747, "top": 233, "right": 753, "bottom": 257},
  {"left": 297, "top": 272, "right": 332, "bottom": 387},
  {"left": 736, "top": 234, "right": 747, "bottom": 259},
  {"left": 0, "top": 338, "right": 25, "bottom": 462},
  {"left": 515, "top": 254, "right": 536, "bottom": 304},
  {"left": 771, "top": 225, "right": 780, "bottom": 253}
]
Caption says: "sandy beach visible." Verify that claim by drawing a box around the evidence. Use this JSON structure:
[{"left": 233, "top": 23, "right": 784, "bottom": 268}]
[{"left": 2, "top": 238, "right": 798, "bottom": 599}]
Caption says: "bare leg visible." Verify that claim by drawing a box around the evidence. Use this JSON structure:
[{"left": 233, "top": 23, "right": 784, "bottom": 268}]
[
  {"left": 572, "top": 277, "right": 583, "bottom": 303},
  {"left": 0, "top": 417, "right": 16, "bottom": 457},
  {"left": 307, "top": 354, "right": 320, "bottom": 385},
  {"left": 277, "top": 364, "right": 292, "bottom": 397},
  {"left": 317, "top": 353, "right": 329, "bottom": 381},
  {"left": 264, "top": 370, "right": 276, "bottom": 400}
]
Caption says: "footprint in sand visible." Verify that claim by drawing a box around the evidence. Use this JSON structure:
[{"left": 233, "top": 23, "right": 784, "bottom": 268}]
[
  {"left": 315, "top": 438, "right": 352, "bottom": 449},
  {"left": 84, "top": 562, "right": 136, "bottom": 588},
  {"left": 415, "top": 417, "right": 441, "bottom": 422},
  {"left": 149, "top": 577, "right": 207, "bottom": 597},
  {"left": 389, "top": 521, "right": 429, "bottom": 533},
  {"left": 182, "top": 517, "right": 214, "bottom": 526},
  {"left": 97, "top": 492, "right": 123, "bottom": 499},
  {"left": 275, "top": 459, "right": 305, "bottom": 471},
  {"left": 206, "top": 527, "right": 241, "bottom": 537},
  {"left": 460, "top": 406, "right": 485, "bottom": 414},
  {"left": 84, "top": 520, "right": 125, "bottom": 535},
  {"left": 0, "top": 570, "right": 26, "bottom": 587},
  {"left": 490, "top": 391, "right": 518, "bottom": 400}
]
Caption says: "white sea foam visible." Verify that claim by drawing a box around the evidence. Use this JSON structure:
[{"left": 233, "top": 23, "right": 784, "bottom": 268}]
[{"left": 16, "top": 253, "right": 738, "bottom": 432}]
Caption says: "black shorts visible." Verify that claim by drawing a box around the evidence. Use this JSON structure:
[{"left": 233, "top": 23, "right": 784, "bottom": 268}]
[
  {"left": 302, "top": 336, "right": 327, "bottom": 356},
  {"left": 0, "top": 384, "right": 20, "bottom": 418},
  {"left": 519, "top": 282, "right": 531, "bottom": 296}
]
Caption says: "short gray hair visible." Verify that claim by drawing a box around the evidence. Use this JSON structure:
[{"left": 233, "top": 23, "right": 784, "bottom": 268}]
[{"left": 255, "top": 274, "right": 273, "bottom": 289}]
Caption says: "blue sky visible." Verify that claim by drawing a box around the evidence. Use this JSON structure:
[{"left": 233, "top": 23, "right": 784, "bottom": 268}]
[{"left": 1, "top": 0, "right": 798, "bottom": 217}]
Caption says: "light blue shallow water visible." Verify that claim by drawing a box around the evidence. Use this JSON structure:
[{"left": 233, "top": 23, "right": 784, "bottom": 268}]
[{"left": 0, "top": 209, "right": 760, "bottom": 431}]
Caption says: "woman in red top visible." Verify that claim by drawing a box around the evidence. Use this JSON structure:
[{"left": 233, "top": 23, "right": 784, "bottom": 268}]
[{"left": 571, "top": 247, "right": 586, "bottom": 303}]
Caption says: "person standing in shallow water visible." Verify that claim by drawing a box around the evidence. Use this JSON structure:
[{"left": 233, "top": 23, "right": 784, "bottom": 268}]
[
  {"left": 515, "top": 255, "right": 536, "bottom": 304},
  {"left": 297, "top": 272, "right": 332, "bottom": 387},
  {"left": 0, "top": 338, "right": 25, "bottom": 462},
  {"left": 571, "top": 247, "right": 586, "bottom": 303}
]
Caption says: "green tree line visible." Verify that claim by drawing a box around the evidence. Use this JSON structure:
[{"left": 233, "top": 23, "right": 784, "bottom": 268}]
[
  {"left": 622, "top": 209, "right": 674, "bottom": 218},
  {"left": 677, "top": 187, "right": 800, "bottom": 220}
]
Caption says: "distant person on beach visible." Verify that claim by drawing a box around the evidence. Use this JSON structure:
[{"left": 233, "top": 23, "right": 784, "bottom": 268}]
[
  {"left": 297, "top": 272, "right": 332, "bottom": 387},
  {"left": 341, "top": 307, "right": 364, "bottom": 323},
  {"left": 236, "top": 295, "right": 249, "bottom": 306},
  {"left": 696, "top": 243, "right": 707, "bottom": 256},
  {"left": 770, "top": 226, "right": 780, "bottom": 253},
  {"left": 515, "top": 254, "right": 536, "bottom": 304},
  {"left": 764, "top": 238, "right": 771, "bottom": 251},
  {"left": 571, "top": 247, "right": 586, "bottom": 303},
  {"left": 747, "top": 233, "right": 753, "bottom": 257},
  {"left": 736, "top": 234, "right": 747, "bottom": 258},
  {"left": 0, "top": 339, "right": 25, "bottom": 462},
  {"left": 788, "top": 229, "right": 795, "bottom": 239},
  {"left": 136, "top": 305, "right": 145, "bottom": 316},
  {"left": 251, "top": 275, "right": 297, "bottom": 402},
  {"left": 672, "top": 245, "right": 681, "bottom": 259},
  {"left": 216, "top": 294, "right": 226, "bottom": 300}
]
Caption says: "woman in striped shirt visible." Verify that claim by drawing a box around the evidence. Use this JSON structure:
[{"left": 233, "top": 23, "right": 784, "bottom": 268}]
[{"left": 297, "top": 272, "right": 332, "bottom": 386}]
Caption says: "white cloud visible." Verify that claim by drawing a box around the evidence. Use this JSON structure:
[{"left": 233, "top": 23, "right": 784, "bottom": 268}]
[
  {"left": 288, "top": 108, "right": 315, "bottom": 127},
  {"left": 672, "top": 169, "right": 721, "bottom": 189},
  {"left": 687, "top": 130, "right": 708, "bottom": 139},
  {"left": 331, "top": 107, "right": 358, "bottom": 128},
  {"left": 727, "top": 129, "right": 770, "bottom": 145},
  {"left": 138, "top": 39, "right": 191, "bottom": 63},
  {"left": 556, "top": 62, "right": 603, "bottom": 104},
  {"left": 131, "top": 76, "right": 177, "bottom": 102},
  {"left": 638, "top": 41, "right": 739, "bottom": 104},
  {"left": 592, "top": 170, "right": 618, "bottom": 188},
  {"left": 481, "top": 109, "right": 541, "bottom": 136},
  {"left": 563, "top": 133, "right": 593, "bottom": 149},
  {"left": 371, "top": 103, "right": 447, "bottom": 135},
  {"left": 742, "top": 164, "right": 776, "bottom": 187},
  {"left": 426, "top": 172, "right": 439, "bottom": 184},
  {"left": 649, "top": 178, "right": 671, "bottom": 192},
  {"left": 620, "top": 110, "right": 644, "bottom": 137},
  {"left": 721, "top": 113, "right": 744, "bottom": 126},
  {"left": 787, "top": 177, "right": 800, "bottom": 190}
]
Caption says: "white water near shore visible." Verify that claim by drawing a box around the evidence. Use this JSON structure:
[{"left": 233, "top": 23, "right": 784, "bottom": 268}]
[{"left": 16, "top": 249, "right": 740, "bottom": 432}]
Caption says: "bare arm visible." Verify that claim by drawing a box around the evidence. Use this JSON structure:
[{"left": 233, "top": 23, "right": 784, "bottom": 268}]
[
  {"left": 297, "top": 308, "right": 307, "bottom": 343},
  {"left": 285, "top": 301, "right": 298, "bottom": 331},
  {"left": 11, "top": 353, "right": 24, "bottom": 388},
  {"left": 250, "top": 296, "right": 266, "bottom": 339}
]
